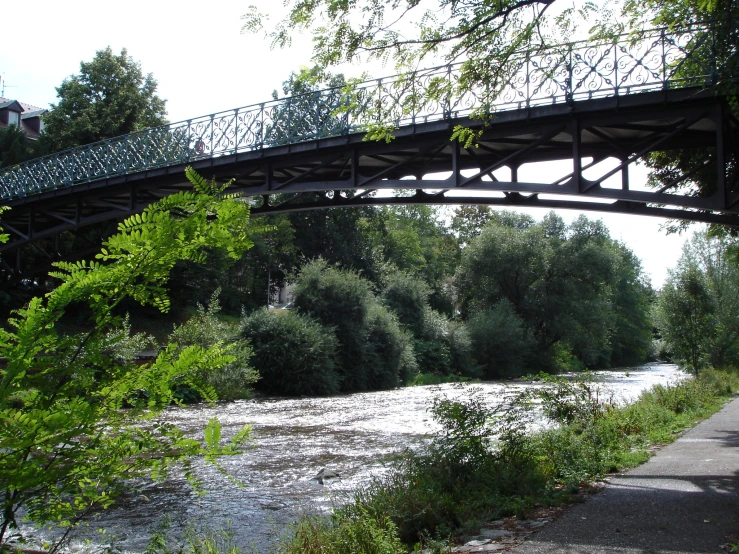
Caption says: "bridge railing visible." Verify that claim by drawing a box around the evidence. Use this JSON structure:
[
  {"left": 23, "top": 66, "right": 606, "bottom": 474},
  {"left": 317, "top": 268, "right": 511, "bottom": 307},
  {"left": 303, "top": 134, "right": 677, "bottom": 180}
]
[{"left": 0, "top": 21, "right": 728, "bottom": 201}]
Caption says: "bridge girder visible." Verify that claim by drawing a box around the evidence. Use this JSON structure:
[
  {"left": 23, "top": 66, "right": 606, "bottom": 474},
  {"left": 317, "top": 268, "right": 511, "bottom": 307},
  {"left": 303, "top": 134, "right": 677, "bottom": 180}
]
[{"left": 1, "top": 90, "right": 737, "bottom": 277}]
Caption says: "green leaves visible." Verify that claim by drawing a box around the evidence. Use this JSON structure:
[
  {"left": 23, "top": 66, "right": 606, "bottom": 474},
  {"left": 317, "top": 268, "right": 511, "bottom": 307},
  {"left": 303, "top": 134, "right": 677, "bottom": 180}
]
[
  {"left": 0, "top": 168, "right": 255, "bottom": 546},
  {"left": 456, "top": 211, "right": 654, "bottom": 375},
  {"left": 40, "top": 47, "right": 167, "bottom": 152}
]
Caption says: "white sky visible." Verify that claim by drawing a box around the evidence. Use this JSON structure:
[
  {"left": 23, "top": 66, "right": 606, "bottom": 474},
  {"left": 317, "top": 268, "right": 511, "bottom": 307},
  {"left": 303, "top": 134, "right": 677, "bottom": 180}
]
[{"left": 0, "top": 0, "right": 694, "bottom": 287}]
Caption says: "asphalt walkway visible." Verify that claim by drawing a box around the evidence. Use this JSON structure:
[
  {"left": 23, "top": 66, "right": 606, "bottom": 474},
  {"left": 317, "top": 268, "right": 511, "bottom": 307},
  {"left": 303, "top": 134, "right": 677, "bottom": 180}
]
[{"left": 512, "top": 396, "right": 739, "bottom": 554}]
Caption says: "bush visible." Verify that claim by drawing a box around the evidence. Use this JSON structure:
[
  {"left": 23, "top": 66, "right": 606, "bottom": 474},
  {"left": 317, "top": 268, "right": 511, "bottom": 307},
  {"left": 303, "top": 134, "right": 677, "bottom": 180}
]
[
  {"left": 351, "top": 392, "right": 543, "bottom": 544},
  {"left": 168, "top": 290, "right": 258, "bottom": 401},
  {"left": 293, "top": 259, "right": 418, "bottom": 392},
  {"left": 293, "top": 259, "right": 374, "bottom": 390},
  {"left": 279, "top": 508, "right": 404, "bottom": 554},
  {"left": 381, "top": 270, "right": 431, "bottom": 337},
  {"left": 241, "top": 309, "right": 340, "bottom": 396},
  {"left": 362, "top": 303, "right": 418, "bottom": 389},
  {"left": 467, "top": 300, "right": 536, "bottom": 378},
  {"left": 413, "top": 338, "right": 452, "bottom": 375}
]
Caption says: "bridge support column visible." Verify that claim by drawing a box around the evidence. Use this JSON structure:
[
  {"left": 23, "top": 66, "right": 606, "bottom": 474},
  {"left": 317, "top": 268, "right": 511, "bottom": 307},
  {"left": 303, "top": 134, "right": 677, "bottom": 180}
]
[
  {"left": 451, "top": 139, "right": 461, "bottom": 187},
  {"left": 571, "top": 119, "right": 582, "bottom": 192},
  {"left": 621, "top": 158, "right": 629, "bottom": 191},
  {"left": 714, "top": 103, "right": 727, "bottom": 209}
]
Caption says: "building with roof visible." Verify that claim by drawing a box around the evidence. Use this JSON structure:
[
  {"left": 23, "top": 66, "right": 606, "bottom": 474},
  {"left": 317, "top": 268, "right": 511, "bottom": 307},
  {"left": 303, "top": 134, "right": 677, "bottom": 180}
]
[{"left": 0, "top": 97, "right": 48, "bottom": 139}]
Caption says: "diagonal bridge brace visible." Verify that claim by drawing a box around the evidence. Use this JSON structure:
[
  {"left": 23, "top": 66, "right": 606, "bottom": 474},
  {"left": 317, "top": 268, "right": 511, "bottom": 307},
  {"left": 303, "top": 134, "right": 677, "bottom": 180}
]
[
  {"left": 457, "top": 125, "right": 567, "bottom": 188},
  {"left": 580, "top": 110, "right": 709, "bottom": 192}
]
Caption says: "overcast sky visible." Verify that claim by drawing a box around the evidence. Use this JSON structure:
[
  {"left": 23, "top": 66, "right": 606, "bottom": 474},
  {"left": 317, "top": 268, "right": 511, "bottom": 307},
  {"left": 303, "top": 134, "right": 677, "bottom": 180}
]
[{"left": 0, "top": 0, "right": 695, "bottom": 287}]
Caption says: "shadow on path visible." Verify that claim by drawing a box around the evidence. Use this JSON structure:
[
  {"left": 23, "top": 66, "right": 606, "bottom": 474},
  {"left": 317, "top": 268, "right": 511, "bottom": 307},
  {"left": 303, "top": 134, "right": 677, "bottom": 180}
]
[{"left": 512, "top": 398, "right": 739, "bottom": 554}]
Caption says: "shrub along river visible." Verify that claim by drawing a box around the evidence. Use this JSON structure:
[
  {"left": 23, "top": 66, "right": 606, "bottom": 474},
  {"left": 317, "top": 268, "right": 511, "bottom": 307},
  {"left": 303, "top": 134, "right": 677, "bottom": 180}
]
[{"left": 30, "top": 363, "right": 685, "bottom": 553}]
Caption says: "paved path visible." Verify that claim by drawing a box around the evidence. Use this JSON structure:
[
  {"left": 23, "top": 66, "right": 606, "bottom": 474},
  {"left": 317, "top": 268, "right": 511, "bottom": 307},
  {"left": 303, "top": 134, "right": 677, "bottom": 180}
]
[{"left": 513, "top": 396, "right": 739, "bottom": 554}]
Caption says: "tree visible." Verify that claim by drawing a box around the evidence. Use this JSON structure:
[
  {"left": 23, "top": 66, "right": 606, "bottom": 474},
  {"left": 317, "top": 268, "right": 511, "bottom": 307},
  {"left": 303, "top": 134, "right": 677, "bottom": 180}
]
[
  {"left": 451, "top": 206, "right": 495, "bottom": 246},
  {"left": 265, "top": 66, "right": 349, "bottom": 145},
  {"left": 241, "top": 309, "right": 341, "bottom": 396},
  {"left": 0, "top": 124, "right": 34, "bottom": 168},
  {"left": 0, "top": 169, "right": 254, "bottom": 546},
  {"left": 656, "top": 263, "right": 715, "bottom": 371},
  {"left": 40, "top": 47, "right": 167, "bottom": 152},
  {"left": 688, "top": 231, "right": 739, "bottom": 366},
  {"left": 456, "top": 211, "right": 653, "bottom": 373},
  {"left": 168, "top": 290, "right": 259, "bottom": 400},
  {"left": 609, "top": 245, "right": 655, "bottom": 366},
  {"left": 656, "top": 230, "right": 739, "bottom": 370}
]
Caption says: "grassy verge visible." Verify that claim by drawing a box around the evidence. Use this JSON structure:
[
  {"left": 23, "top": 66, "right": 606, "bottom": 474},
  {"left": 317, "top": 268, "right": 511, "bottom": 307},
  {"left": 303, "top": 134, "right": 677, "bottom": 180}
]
[{"left": 276, "top": 368, "right": 739, "bottom": 553}]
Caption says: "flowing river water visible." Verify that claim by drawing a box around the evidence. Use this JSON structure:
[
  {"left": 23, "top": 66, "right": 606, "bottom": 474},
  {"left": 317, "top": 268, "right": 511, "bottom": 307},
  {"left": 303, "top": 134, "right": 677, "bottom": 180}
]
[{"left": 29, "top": 363, "right": 685, "bottom": 553}]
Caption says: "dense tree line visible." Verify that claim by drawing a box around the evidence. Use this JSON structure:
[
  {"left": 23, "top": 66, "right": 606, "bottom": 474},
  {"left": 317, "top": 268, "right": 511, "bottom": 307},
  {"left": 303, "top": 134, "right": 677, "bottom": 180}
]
[
  {"left": 457, "top": 211, "right": 654, "bottom": 376},
  {"left": 190, "top": 205, "right": 655, "bottom": 396}
]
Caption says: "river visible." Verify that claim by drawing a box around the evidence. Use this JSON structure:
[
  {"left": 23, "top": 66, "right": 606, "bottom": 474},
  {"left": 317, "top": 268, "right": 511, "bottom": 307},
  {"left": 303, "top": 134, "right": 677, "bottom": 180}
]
[{"left": 28, "top": 363, "right": 685, "bottom": 553}]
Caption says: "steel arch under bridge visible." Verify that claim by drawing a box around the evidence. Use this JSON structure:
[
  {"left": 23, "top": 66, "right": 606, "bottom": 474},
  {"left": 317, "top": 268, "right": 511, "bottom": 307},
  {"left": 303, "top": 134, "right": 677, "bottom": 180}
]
[{"left": 1, "top": 22, "right": 738, "bottom": 277}]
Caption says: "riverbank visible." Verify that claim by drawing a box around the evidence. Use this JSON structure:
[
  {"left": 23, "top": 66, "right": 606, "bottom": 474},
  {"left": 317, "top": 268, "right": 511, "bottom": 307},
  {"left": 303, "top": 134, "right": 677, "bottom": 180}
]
[{"left": 275, "top": 367, "right": 739, "bottom": 554}]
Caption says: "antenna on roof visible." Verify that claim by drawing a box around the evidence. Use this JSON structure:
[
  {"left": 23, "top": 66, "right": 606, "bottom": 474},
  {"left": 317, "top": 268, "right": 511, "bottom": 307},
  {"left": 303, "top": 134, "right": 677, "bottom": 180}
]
[{"left": 0, "top": 75, "right": 18, "bottom": 98}]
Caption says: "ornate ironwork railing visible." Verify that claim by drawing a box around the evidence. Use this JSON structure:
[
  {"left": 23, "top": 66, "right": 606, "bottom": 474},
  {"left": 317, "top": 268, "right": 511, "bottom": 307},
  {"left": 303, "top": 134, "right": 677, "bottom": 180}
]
[{"left": 0, "top": 22, "right": 730, "bottom": 201}]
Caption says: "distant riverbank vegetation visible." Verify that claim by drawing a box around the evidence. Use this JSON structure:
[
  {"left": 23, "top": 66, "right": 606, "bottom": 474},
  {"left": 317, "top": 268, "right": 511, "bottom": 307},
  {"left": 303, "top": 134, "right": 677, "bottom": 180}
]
[
  {"left": 73, "top": 206, "right": 661, "bottom": 399},
  {"left": 9, "top": 204, "right": 738, "bottom": 401},
  {"left": 2, "top": 203, "right": 666, "bottom": 400}
]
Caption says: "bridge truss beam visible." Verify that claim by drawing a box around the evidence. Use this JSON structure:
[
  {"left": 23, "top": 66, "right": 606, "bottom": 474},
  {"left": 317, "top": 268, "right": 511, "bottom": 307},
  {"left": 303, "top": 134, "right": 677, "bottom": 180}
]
[{"left": 1, "top": 90, "right": 737, "bottom": 277}]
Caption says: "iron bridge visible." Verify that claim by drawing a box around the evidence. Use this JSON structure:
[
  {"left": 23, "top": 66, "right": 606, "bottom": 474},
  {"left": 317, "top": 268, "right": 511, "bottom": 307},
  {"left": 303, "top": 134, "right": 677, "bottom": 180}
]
[{"left": 1, "top": 22, "right": 738, "bottom": 276}]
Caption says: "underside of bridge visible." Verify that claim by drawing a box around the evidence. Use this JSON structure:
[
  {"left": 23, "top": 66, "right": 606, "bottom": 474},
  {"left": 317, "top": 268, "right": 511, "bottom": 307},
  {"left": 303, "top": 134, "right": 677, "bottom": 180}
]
[{"left": 1, "top": 88, "right": 738, "bottom": 278}]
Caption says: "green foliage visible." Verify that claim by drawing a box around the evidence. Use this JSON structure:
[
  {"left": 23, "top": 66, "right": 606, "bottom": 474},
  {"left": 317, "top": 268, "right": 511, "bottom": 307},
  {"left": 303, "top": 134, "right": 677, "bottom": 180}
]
[
  {"left": 467, "top": 300, "right": 535, "bottom": 378},
  {"left": 609, "top": 246, "right": 656, "bottom": 366},
  {"left": 145, "top": 517, "right": 242, "bottom": 554},
  {"left": 293, "top": 258, "right": 373, "bottom": 385},
  {"left": 363, "top": 302, "right": 419, "bottom": 389},
  {"left": 292, "top": 259, "right": 418, "bottom": 392},
  {"left": 450, "top": 205, "right": 494, "bottom": 246},
  {"left": 40, "top": 47, "right": 167, "bottom": 152},
  {"left": 654, "top": 229, "right": 739, "bottom": 372},
  {"left": 0, "top": 124, "right": 35, "bottom": 168},
  {"left": 380, "top": 269, "right": 474, "bottom": 378},
  {"left": 417, "top": 309, "right": 476, "bottom": 377},
  {"left": 529, "top": 373, "right": 612, "bottom": 426},
  {"left": 241, "top": 309, "right": 340, "bottom": 396},
  {"left": 266, "top": 66, "right": 349, "bottom": 146},
  {"left": 0, "top": 168, "right": 254, "bottom": 546},
  {"left": 347, "top": 391, "right": 542, "bottom": 544},
  {"left": 279, "top": 508, "right": 404, "bottom": 554},
  {"left": 381, "top": 270, "right": 431, "bottom": 337},
  {"left": 656, "top": 264, "right": 714, "bottom": 372},
  {"left": 408, "top": 373, "right": 475, "bottom": 386},
  {"left": 456, "top": 212, "right": 654, "bottom": 373},
  {"left": 168, "top": 290, "right": 258, "bottom": 401},
  {"left": 288, "top": 207, "right": 382, "bottom": 283}
]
